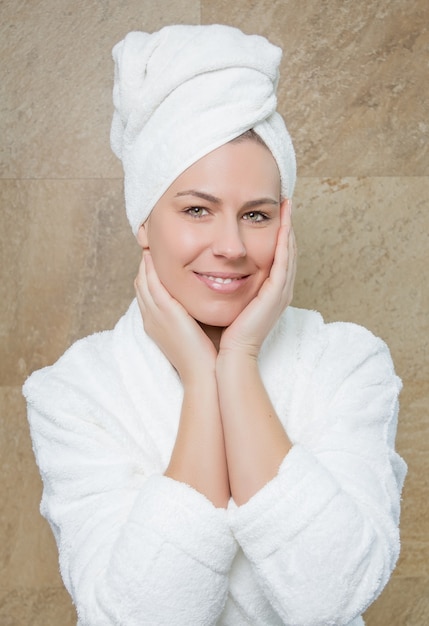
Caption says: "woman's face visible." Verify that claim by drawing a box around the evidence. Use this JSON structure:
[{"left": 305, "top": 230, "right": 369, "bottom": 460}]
[{"left": 137, "top": 139, "right": 284, "bottom": 328}]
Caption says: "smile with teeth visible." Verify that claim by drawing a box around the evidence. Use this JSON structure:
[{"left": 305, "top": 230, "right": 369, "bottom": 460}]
[
  {"left": 197, "top": 273, "right": 247, "bottom": 282},
  {"left": 207, "top": 275, "right": 239, "bottom": 284},
  {"left": 195, "top": 272, "right": 249, "bottom": 291}
]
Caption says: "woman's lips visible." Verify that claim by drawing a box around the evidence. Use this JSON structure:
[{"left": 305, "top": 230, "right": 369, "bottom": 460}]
[{"left": 194, "top": 272, "right": 250, "bottom": 293}]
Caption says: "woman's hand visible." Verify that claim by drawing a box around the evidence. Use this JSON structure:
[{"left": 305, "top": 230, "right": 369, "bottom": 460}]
[
  {"left": 219, "top": 199, "right": 297, "bottom": 359},
  {"left": 136, "top": 251, "right": 230, "bottom": 506},
  {"left": 135, "top": 251, "right": 217, "bottom": 384},
  {"left": 215, "top": 200, "right": 295, "bottom": 503}
]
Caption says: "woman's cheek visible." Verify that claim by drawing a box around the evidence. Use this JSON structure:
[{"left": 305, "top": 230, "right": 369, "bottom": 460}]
[{"left": 257, "top": 230, "right": 278, "bottom": 275}]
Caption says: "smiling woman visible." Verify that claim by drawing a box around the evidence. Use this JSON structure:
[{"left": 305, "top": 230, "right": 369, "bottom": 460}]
[
  {"left": 137, "top": 139, "right": 286, "bottom": 335},
  {"left": 22, "top": 24, "right": 406, "bottom": 626}
]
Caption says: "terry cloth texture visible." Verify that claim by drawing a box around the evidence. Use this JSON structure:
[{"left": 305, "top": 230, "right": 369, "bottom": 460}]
[
  {"left": 23, "top": 302, "right": 407, "bottom": 625},
  {"left": 110, "top": 24, "right": 296, "bottom": 234}
]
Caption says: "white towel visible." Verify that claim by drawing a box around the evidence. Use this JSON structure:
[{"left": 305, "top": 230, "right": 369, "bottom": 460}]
[{"left": 110, "top": 24, "right": 296, "bottom": 234}]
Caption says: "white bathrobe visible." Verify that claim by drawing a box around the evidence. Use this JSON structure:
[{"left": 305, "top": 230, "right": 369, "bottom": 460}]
[{"left": 23, "top": 300, "right": 406, "bottom": 626}]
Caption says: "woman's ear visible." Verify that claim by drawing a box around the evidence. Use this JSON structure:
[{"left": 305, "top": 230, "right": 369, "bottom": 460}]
[{"left": 136, "top": 222, "right": 149, "bottom": 249}]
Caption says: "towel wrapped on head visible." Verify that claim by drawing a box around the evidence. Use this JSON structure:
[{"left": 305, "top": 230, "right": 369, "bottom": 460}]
[{"left": 110, "top": 24, "right": 296, "bottom": 235}]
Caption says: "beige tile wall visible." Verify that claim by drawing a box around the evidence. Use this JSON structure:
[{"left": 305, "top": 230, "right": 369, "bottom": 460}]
[{"left": 1, "top": 1, "right": 427, "bottom": 624}]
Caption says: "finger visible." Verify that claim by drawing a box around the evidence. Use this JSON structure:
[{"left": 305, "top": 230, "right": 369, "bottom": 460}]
[
  {"left": 142, "top": 253, "right": 194, "bottom": 329},
  {"left": 275, "top": 200, "right": 291, "bottom": 257},
  {"left": 134, "top": 252, "right": 146, "bottom": 295},
  {"left": 268, "top": 212, "right": 291, "bottom": 287},
  {"left": 280, "top": 198, "right": 292, "bottom": 228},
  {"left": 139, "top": 252, "right": 166, "bottom": 313},
  {"left": 142, "top": 251, "right": 177, "bottom": 311},
  {"left": 271, "top": 226, "right": 296, "bottom": 307},
  {"left": 290, "top": 227, "right": 297, "bottom": 271},
  {"left": 135, "top": 253, "right": 152, "bottom": 316},
  {"left": 283, "top": 228, "right": 297, "bottom": 305},
  {"left": 135, "top": 252, "right": 151, "bottom": 300},
  {"left": 136, "top": 251, "right": 168, "bottom": 320}
]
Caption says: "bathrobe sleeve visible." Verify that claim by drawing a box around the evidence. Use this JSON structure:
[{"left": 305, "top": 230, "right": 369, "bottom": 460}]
[
  {"left": 228, "top": 321, "right": 407, "bottom": 626},
  {"left": 23, "top": 336, "right": 237, "bottom": 626}
]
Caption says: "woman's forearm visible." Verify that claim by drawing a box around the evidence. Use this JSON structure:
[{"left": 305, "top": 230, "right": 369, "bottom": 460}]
[
  {"left": 216, "top": 352, "right": 292, "bottom": 505},
  {"left": 165, "top": 373, "right": 231, "bottom": 508}
]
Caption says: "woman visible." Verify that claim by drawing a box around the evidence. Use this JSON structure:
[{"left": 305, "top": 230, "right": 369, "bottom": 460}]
[{"left": 23, "top": 25, "right": 406, "bottom": 626}]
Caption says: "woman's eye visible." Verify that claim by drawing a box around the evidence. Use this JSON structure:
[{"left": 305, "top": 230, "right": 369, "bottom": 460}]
[
  {"left": 243, "top": 211, "right": 269, "bottom": 223},
  {"left": 185, "top": 206, "right": 209, "bottom": 218}
]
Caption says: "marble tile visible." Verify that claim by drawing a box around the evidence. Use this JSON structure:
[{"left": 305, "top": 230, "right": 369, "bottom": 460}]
[
  {"left": 292, "top": 177, "right": 429, "bottom": 382},
  {"left": 395, "top": 450, "right": 429, "bottom": 577},
  {"left": 0, "top": 587, "right": 76, "bottom": 626},
  {"left": 0, "top": 387, "right": 62, "bottom": 588},
  {"left": 2, "top": 4, "right": 429, "bottom": 617},
  {"left": 364, "top": 576, "right": 429, "bottom": 626},
  {"left": 0, "top": 179, "right": 139, "bottom": 386},
  {"left": 396, "top": 542, "right": 429, "bottom": 579},
  {"left": 1, "top": 0, "right": 200, "bottom": 179},
  {"left": 202, "top": 0, "right": 429, "bottom": 176},
  {"left": 389, "top": 381, "right": 429, "bottom": 578},
  {"left": 396, "top": 381, "right": 429, "bottom": 531},
  {"left": 396, "top": 381, "right": 429, "bottom": 455}
]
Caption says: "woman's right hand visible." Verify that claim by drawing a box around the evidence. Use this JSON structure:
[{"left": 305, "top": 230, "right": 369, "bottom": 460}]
[
  {"left": 135, "top": 250, "right": 218, "bottom": 385},
  {"left": 136, "top": 251, "right": 230, "bottom": 506}
]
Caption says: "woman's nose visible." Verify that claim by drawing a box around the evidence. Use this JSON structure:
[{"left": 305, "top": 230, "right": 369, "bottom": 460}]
[{"left": 211, "top": 219, "right": 246, "bottom": 259}]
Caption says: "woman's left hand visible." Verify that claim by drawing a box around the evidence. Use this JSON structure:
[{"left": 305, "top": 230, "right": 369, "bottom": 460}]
[{"left": 219, "top": 200, "right": 297, "bottom": 358}]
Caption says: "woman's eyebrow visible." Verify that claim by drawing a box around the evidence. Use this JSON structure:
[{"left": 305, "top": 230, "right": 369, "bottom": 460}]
[
  {"left": 175, "top": 190, "right": 279, "bottom": 208},
  {"left": 242, "top": 197, "right": 279, "bottom": 209},
  {"left": 175, "top": 190, "right": 221, "bottom": 203}
]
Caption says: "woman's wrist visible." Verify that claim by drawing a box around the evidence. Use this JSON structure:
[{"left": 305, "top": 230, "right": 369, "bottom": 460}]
[
  {"left": 218, "top": 329, "right": 263, "bottom": 363},
  {"left": 180, "top": 363, "right": 218, "bottom": 391},
  {"left": 215, "top": 348, "right": 259, "bottom": 382}
]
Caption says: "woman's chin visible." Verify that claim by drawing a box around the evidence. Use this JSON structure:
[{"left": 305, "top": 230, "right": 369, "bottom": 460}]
[
  {"left": 186, "top": 298, "right": 250, "bottom": 329},
  {"left": 193, "top": 311, "right": 238, "bottom": 330}
]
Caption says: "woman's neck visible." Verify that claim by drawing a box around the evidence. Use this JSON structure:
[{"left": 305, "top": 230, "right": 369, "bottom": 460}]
[{"left": 198, "top": 323, "right": 224, "bottom": 352}]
